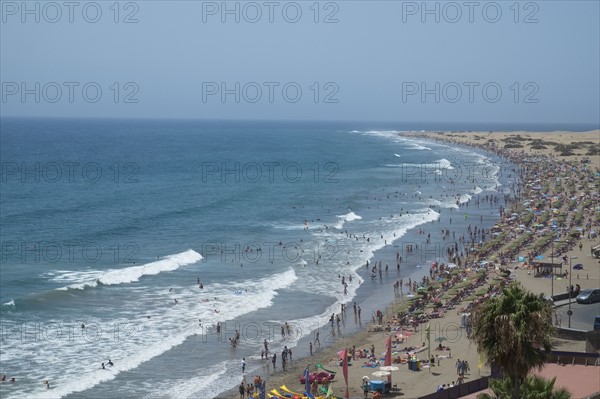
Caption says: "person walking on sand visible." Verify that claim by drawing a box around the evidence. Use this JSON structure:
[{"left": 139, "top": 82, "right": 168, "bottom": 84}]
[{"left": 362, "top": 381, "right": 370, "bottom": 398}]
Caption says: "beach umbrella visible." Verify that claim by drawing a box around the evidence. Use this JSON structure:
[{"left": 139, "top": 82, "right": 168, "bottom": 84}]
[
  {"left": 435, "top": 337, "right": 447, "bottom": 342},
  {"left": 372, "top": 371, "right": 391, "bottom": 377},
  {"left": 380, "top": 366, "right": 399, "bottom": 372}
]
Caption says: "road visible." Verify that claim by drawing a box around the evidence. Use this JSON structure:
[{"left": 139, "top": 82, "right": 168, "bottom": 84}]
[{"left": 555, "top": 301, "right": 600, "bottom": 330}]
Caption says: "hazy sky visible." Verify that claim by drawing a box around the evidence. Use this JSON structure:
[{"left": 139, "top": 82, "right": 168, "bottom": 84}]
[{"left": 1, "top": 0, "right": 599, "bottom": 125}]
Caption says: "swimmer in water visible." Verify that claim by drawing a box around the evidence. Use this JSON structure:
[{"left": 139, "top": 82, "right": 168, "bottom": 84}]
[{"left": 107, "top": 359, "right": 114, "bottom": 366}]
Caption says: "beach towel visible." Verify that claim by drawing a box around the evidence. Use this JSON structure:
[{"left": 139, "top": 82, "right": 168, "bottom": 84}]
[{"left": 361, "top": 363, "right": 379, "bottom": 368}]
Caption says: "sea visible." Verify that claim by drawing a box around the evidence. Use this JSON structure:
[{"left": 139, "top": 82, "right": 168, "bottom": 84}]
[{"left": 0, "top": 118, "right": 582, "bottom": 398}]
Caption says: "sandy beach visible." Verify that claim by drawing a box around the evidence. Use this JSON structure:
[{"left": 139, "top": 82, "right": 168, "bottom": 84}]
[{"left": 222, "top": 130, "right": 600, "bottom": 399}]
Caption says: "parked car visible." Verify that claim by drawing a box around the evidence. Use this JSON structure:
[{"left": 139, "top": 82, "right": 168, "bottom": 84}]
[
  {"left": 575, "top": 288, "right": 600, "bottom": 304},
  {"left": 594, "top": 316, "right": 600, "bottom": 331}
]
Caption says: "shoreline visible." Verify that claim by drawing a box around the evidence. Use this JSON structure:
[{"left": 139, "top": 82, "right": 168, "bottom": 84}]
[{"left": 220, "top": 130, "right": 600, "bottom": 399}]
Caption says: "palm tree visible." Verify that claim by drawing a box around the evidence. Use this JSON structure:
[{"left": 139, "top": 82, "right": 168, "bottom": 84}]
[
  {"left": 470, "top": 282, "right": 555, "bottom": 399},
  {"left": 522, "top": 375, "right": 570, "bottom": 399},
  {"left": 476, "top": 375, "right": 571, "bottom": 399}
]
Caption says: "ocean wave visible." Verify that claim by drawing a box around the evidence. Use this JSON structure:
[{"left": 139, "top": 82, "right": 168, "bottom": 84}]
[
  {"left": 53, "top": 249, "right": 202, "bottom": 290},
  {"left": 161, "top": 362, "right": 229, "bottom": 399},
  {"left": 357, "top": 130, "right": 403, "bottom": 142},
  {"left": 406, "top": 143, "right": 432, "bottom": 150},
  {"left": 434, "top": 158, "right": 454, "bottom": 169},
  {"left": 459, "top": 193, "right": 472, "bottom": 204},
  {"left": 270, "top": 222, "right": 308, "bottom": 231},
  {"left": 333, "top": 211, "right": 362, "bottom": 229},
  {"left": 385, "top": 158, "right": 454, "bottom": 171},
  {"left": 9, "top": 268, "right": 297, "bottom": 399}
]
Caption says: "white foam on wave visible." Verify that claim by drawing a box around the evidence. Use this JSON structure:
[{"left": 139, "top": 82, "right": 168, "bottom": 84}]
[
  {"left": 425, "top": 197, "right": 460, "bottom": 209},
  {"left": 270, "top": 222, "right": 308, "bottom": 231},
  {"left": 2, "top": 299, "right": 15, "bottom": 306},
  {"left": 407, "top": 143, "right": 431, "bottom": 150},
  {"left": 52, "top": 250, "right": 202, "bottom": 290},
  {"left": 8, "top": 268, "right": 298, "bottom": 399},
  {"left": 471, "top": 186, "right": 483, "bottom": 195},
  {"left": 459, "top": 193, "right": 472, "bottom": 204},
  {"left": 357, "top": 130, "right": 403, "bottom": 143},
  {"left": 365, "top": 130, "right": 400, "bottom": 134},
  {"left": 333, "top": 211, "right": 362, "bottom": 229},
  {"left": 434, "top": 158, "right": 454, "bottom": 169},
  {"left": 386, "top": 158, "right": 454, "bottom": 171},
  {"left": 160, "top": 361, "right": 229, "bottom": 399}
]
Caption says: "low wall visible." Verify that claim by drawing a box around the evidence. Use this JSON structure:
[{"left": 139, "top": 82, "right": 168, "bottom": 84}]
[
  {"left": 418, "top": 377, "right": 489, "bottom": 399},
  {"left": 552, "top": 292, "right": 571, "bottom": 302},
  {"left": 556, "top": 327, "right": 589, "bottom": 341},
  {"left": 547, "top": 350, "right": 600, "bottom": 366},
  {"left": 586, "top": 330, "right": 600, "bottom": 353}
]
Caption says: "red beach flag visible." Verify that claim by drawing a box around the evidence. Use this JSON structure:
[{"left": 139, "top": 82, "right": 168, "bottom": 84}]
[
  {"left": 385, "top": 336, "right": 392, "bottom": 384},
  {"left": 342, "top": 348, "right": 349, "bottom": 399}
]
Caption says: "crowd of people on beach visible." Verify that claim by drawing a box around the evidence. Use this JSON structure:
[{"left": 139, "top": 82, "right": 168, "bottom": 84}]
[{"left": 175, "top": 134, "right": 598, "bottom": 399}]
